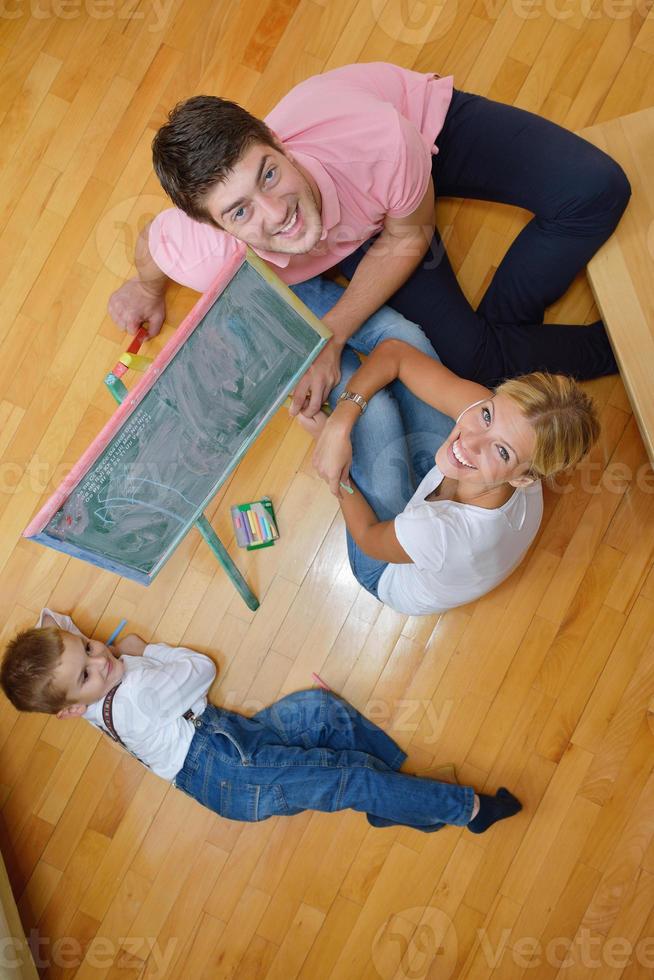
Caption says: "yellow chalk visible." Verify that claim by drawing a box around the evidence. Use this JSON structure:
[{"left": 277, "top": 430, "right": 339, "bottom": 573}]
[
  {"left": 119, "top": 352, "right": 153, "bottom": 372},
  {"left": 283, "top": 395, "right": 332, "bottom": 415},
  {"left": 245, "top": 509, "right": 259, "bottom": 540}
]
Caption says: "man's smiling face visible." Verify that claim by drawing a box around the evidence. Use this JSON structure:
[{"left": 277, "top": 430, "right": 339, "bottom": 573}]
[{"left": 203, "top": 141, "right": 323, "bottom": 255}]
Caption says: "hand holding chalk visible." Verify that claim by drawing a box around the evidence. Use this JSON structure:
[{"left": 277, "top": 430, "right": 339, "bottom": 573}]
[
  {"left": 107, "top": 280, "right": 166, "bottom": 338},
  {"left": 313, "top": 430, "right": 353, "bottom": 500},
  {"left": 294, "top": 406, "right": 354, "bottom": 498}
]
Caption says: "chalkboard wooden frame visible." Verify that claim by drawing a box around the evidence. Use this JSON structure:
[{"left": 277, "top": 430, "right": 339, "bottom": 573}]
[{"left": 23, "top": 249, "right": 331, "bottom": 590}]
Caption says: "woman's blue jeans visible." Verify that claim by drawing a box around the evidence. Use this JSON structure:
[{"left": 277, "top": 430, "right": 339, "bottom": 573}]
[
  {"left": 174, "top": 690, "right": 473, "bottom": 831},
  {"left": 292, "top": 277, "right": 454, "bottom": 597}
]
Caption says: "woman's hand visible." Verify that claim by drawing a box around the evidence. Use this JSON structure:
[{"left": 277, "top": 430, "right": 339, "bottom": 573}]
[
  {"left": 296, "top": 410, "right": 353, "bottom": 497},
  {"left": 312, "top": 417, "right": 353, "bottom": 497}
]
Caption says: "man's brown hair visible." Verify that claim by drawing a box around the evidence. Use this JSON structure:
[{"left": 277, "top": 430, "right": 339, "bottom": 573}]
[
  {"left": 152, "top": 95, "right": 278, "bottom": 224},
  {"left": 1, "top": 627, "right": 69, "bottom": 713}
]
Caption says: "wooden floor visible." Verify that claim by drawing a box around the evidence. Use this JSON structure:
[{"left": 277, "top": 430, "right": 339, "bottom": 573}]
[{"left": 1, "top": 0, "right": 654, "bottom": 977}]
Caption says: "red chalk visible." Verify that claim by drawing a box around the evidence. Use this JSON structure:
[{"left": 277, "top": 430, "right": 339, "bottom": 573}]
[
  {"left": 311, "top": 672, "right": 331, "bottom": 691},
  {"left": 111, "top": 326, "right": 149, "bottom": 379}
]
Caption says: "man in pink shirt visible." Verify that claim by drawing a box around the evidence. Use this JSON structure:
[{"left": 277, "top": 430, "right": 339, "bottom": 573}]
[{"left": 108, "top": 62, "right": 629, "bottom": 413}]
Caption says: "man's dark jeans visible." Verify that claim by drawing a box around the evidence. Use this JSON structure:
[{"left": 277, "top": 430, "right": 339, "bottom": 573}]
[{"left": 340, "top": 89, "right": 631, "bottom": 386}]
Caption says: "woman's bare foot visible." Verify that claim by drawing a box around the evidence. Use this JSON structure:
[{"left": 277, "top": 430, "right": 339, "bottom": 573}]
[{"left": 295, "top": 408, "right": 329, "bottom": 440}]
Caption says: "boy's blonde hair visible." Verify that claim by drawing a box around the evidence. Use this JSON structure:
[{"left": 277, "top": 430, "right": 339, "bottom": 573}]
[
  {"left": 495, "top": 372, "right": 600, "bottom": 480},
  {"left": 1, "top": 627, "right": 69, "bottom": 713}
]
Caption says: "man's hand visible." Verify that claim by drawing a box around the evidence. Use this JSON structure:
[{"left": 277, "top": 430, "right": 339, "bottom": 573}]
[
  {"left": 289, "top": 340, "right": 342, "bottom": 418},
  {"left": 107, "top": 278, "right": 167, "bottom": 337}
]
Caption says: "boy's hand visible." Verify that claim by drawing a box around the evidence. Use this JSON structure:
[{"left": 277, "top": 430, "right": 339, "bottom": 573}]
[{"left": 114, "top": 633, "right": 146, "bottom": 656}]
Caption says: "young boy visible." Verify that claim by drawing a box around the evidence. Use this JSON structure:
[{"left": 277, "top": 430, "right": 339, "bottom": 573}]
[{"left": 0, "top": 610, "right": 522, "bottom": 834}]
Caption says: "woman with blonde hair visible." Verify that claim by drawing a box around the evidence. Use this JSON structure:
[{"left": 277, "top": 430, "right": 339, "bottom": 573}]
[{"left": 294, "top": 280, "right": 599, "bottom": 616}]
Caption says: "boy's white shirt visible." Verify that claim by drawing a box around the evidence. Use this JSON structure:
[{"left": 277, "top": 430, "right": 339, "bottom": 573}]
[{"left": 38, "top": 609, "right": 216, "bottom": 781}]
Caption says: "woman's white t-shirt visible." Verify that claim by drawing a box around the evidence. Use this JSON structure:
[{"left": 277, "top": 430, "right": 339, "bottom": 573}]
[{"left": 376, "top": 464, "right": 544, "bottom": 615}]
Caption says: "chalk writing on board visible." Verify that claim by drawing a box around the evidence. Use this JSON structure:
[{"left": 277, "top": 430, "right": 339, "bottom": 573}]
[
  {"left": 80, "top": 411, "right": 153, "bottom": 504},
  {"left": 41, "top": 260, "right": 327, "bottom": 578}
]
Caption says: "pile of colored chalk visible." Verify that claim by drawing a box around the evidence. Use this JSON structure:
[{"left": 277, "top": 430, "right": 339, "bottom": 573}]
[{"left": 231, "top": 498, "right": 279, "bottom": 551}]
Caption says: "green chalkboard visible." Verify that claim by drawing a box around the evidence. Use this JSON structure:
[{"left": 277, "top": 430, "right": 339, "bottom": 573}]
[{"left": 30, "top": 258, "right": 329, "bottom": 583}]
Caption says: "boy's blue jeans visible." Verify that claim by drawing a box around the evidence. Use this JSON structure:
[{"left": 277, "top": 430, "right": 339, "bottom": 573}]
[
  {"left": 292, "top": 277, "right": 454, "bottom": 597},
  {"left": 174, "top": 690, "right": 473, "bottom": 831}
]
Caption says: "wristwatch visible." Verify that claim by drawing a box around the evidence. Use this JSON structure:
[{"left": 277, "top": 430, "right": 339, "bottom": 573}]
[{"left": 337, "top": 390, "right": 368, "bottom": 414}]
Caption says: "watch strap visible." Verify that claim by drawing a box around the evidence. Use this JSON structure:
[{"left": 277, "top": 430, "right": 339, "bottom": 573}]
[{"left": 337, "top": 390, "right": 368, "bottom": 414}]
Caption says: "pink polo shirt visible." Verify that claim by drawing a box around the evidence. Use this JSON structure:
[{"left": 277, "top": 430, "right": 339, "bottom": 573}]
[{"left": 149, "top": 62, "right": 453, "bottom": 291}]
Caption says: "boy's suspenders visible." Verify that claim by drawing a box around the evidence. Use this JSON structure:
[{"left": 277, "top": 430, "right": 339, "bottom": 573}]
[
  {"left": 101, "top": 683, "right": 196, "bottom": 769},
  {"left": 101, "top": 683, "right": 133, "bottom": 749}
]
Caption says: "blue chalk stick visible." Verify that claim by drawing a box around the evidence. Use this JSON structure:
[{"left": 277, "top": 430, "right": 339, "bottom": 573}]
[{"left": 106, "top": 618, "right": 128, "bottom": 646}]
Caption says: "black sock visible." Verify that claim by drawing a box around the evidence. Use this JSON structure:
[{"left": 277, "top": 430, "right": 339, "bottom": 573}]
[{"left": 467, "top": 788, "right": 522, "bottom": 834}]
